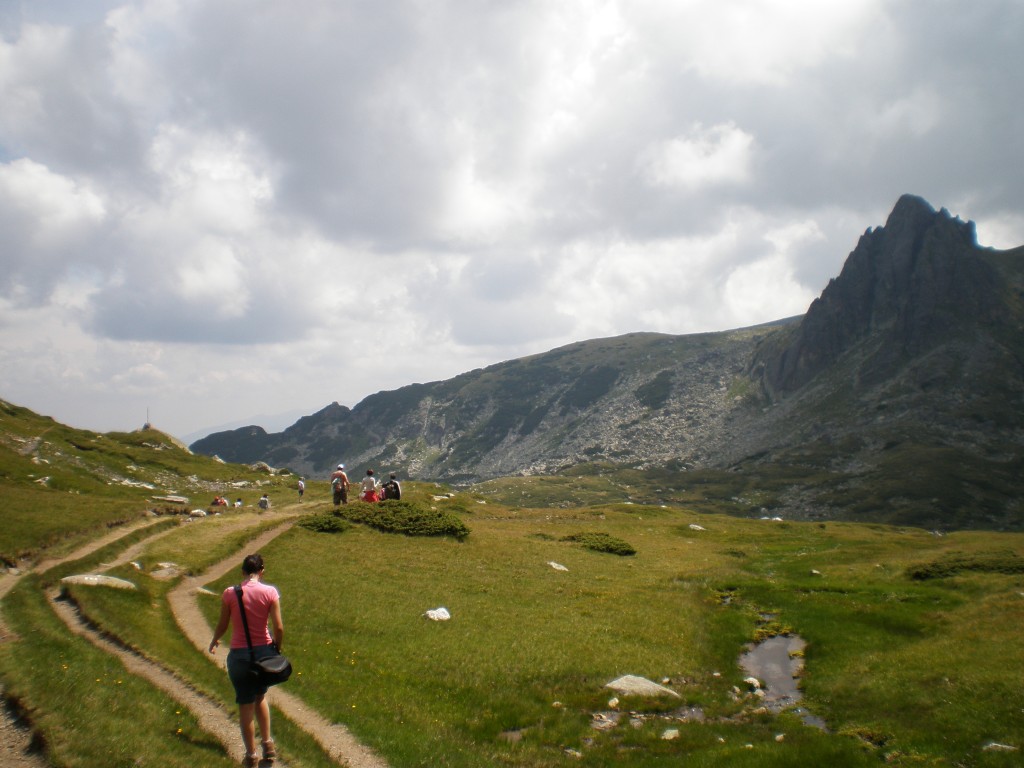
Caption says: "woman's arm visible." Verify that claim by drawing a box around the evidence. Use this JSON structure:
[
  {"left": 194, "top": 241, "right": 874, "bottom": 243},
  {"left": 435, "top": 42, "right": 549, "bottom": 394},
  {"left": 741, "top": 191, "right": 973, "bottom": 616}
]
[
  {"left": 269, "top": 599, "right": 285, "bottom": 652},
  {"left": 208, "top": 599, "right": 231, "bottom": 653}
]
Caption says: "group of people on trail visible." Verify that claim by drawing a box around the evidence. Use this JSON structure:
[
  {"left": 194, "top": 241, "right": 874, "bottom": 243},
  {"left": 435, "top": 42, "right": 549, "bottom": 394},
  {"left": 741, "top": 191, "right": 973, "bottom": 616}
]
[{"left": 330, "top": 463, "right": 401, "bottom": 505}]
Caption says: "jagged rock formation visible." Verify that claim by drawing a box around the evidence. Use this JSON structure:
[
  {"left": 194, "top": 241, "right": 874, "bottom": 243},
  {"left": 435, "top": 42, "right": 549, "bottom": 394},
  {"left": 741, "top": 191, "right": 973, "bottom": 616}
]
[
  {"left": 191, "top": 195, "right": 1024, "bottom": 527},
  {"left": 752, "top": 195, "right": 1010, "bottom": 395}
]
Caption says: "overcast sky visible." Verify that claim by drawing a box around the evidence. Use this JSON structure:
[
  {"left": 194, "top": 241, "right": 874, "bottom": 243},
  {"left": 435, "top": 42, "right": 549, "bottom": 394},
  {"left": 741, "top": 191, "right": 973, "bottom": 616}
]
[{"left": 2, "top": 0, "right": 1022, "bottom": 441}]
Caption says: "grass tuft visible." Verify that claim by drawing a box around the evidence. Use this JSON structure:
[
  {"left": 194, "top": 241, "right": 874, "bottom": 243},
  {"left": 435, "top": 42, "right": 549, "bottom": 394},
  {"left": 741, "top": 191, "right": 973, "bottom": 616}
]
[
  {"left": 560, "top": 531, "right": 637, "bottom": 556},
  {"left": 905, "top": 548, "right": 1024, "bottom": 579}
]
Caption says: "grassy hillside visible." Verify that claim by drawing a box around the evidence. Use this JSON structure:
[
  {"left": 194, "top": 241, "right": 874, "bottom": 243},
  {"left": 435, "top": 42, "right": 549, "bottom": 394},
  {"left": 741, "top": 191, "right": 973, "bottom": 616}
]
[
  {"left": 2, "top": 402, "right": 1023, "bottom": 766},
  {"left": 0, "top": 398, "right": 298, "bottom": 565},
  {"left": 471, "top": 447, "right": 1024, "bottom": 533}
]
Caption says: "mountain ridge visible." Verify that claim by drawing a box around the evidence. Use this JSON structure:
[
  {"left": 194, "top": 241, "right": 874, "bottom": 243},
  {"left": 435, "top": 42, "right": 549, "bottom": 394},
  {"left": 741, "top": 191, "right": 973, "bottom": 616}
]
[{"left": 191, "top": 195, "right": 1024, "bottom": 529}]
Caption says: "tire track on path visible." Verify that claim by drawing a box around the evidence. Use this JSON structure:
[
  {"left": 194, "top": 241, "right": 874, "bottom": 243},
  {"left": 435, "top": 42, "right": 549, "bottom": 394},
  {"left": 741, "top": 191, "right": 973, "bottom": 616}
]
[
  {"left": 0, "top": 516, "right": 169, "bottom": 768},
  {"left": 47, "top": 589, "right": 245, "bottom": 764},
  {"left": 170, "top": 520, "right": 389, "bottom": 768}
]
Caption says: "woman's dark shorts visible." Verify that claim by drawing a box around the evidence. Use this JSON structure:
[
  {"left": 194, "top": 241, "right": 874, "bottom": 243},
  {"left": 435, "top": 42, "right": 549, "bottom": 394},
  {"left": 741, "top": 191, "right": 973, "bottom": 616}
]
[{"left": 227, "top": 645, "right": 277, "bottom": 704}]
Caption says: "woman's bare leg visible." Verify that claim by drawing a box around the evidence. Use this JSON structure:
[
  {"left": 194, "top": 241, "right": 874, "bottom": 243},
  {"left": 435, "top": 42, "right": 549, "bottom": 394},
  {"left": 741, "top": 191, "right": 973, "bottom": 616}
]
[
  {"left": 255, "top": 694, "right": 272, "bottom": 744},
  {"left": 238, "top": 702, "right": 257, "bottom": 756}
]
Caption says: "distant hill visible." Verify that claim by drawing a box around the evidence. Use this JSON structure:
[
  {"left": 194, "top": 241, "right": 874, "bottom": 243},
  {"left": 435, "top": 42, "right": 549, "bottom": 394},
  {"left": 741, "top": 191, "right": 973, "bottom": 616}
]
[
  {"left": 0, "top": 398, "right": 288, "bottom": 565},
  {"left": 191, "top": 195, "right": 1024, "bottom": 530}
]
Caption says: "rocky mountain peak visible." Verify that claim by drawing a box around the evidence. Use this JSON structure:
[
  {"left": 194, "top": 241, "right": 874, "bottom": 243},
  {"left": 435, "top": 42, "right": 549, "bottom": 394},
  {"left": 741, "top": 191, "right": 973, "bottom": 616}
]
[
  {"left": 189, "top": 196, "right": 1024, "bottom": 529},
  {"left": 752, "top": 194, "right": 998, "bottom": 396}
]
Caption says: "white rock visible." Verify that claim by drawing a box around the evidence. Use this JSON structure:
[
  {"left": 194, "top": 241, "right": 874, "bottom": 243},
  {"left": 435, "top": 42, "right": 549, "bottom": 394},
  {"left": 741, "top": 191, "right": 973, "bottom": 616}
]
[
  {"left": 982, "top": 742, "right": 1018, "bottom": 752},
  {"left": 743, "top": 676, "right": 762, "bottom": 689},
  {"left": 661, "top": 728, "right": 680, "bottom": 740},
  {"left": 605, "top": 675, "right": 680, "bottom": 698},
  {"left": 61, "top": 574, "right": 136, "bottom": 590},
  {"left": 688, "top": 524, "right": 706, "bottom": 531},
  {"left": 424, "top": 607, "right": 451, "bottom": 621},
  {"left": 548, "top": 561, "right": 569, "bottom": 572}
]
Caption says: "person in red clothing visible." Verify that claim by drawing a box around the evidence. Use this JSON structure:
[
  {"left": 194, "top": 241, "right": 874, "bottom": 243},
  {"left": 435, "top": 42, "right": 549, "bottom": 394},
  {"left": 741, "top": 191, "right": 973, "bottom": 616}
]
[
  {"left": 360, "top": 468, "right": 380, "bottom": 502},
  {"left": 209, "top": 553, "right": 285, "bottom": 767}
]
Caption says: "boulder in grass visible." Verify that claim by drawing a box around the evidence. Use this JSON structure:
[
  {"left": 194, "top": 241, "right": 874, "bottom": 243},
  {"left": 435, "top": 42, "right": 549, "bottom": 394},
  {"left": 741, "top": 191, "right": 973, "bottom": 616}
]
[
  {"left": 604, "top": 675, "right": 680, "bottom": 698},
  {"left": 61, "top": 574, "right": 137, "bottom": 590}
]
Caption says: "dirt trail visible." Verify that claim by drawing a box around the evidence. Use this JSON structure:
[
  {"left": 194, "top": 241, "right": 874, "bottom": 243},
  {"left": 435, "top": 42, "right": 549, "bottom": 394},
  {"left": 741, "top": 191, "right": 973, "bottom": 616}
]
[
  {"left": 0, "top": 516, "right": 169, "bottom": 768},
  {"left": 1, "top": 511, "right": 389, "bottom": 768},
  {"left": 48, "top": 590, "right": 245, "bottom": 763}
]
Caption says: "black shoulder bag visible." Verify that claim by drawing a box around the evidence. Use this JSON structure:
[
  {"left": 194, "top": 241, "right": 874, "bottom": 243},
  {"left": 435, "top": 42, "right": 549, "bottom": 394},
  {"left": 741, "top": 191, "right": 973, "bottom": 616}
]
[{"left": 233, "top": 584, "right": 293, "bottom": 685}]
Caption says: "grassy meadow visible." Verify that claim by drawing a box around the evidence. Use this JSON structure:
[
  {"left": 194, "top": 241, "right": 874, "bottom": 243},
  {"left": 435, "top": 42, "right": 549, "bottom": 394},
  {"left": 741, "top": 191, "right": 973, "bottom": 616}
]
[{"left": 2, "top": 401, "right": 1023, "bottom": 766}]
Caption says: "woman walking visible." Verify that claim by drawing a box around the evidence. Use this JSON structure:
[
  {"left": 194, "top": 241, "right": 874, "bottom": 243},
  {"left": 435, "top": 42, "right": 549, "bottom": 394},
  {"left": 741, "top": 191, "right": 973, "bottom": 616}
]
[{"left": 209, "top": 553, "right": 284, "bottom": 767}]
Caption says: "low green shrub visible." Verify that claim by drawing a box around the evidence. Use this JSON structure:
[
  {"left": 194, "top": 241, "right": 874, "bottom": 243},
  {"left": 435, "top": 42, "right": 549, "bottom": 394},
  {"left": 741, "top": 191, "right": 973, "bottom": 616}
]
[
  {"left": 296, "top": 513, "right": 353, "bottom": 534},
  {"left": 338, "top": 500, "right": 470, "bottom": 540},
  {"left": 906, "top": 549, "right": 1024, "bottom": 580},
  {"left": 561, "top": 531, "right": 636, "bottom": 556}
]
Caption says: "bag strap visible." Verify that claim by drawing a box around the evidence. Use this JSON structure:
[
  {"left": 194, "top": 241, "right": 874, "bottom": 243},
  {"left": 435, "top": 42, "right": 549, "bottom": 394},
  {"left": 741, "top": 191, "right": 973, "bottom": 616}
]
[{"left": 233, "top": 584, "right": 256, "bottom": 663}]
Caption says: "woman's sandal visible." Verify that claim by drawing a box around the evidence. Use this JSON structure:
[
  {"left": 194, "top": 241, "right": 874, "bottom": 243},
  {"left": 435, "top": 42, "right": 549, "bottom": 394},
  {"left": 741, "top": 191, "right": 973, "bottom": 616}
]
[
  {"left": 262, "top": 739, "right": 277, "bottom": 761},
  {"left": 242, "top": 754, "right": 259, "bottom": 768}
]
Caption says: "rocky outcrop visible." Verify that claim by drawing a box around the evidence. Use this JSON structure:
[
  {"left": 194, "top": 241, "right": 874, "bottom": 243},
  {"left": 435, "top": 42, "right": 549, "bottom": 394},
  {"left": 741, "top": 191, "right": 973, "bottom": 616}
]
[{"left": 751, "top": 194, "right": 1008, "bottom": 396}]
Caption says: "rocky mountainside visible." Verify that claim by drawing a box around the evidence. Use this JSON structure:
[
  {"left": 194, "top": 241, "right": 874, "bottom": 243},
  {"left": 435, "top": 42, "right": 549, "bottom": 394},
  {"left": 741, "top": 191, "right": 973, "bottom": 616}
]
[{"left": 192, "top": 195, "right": 1024, "bottom": 528}]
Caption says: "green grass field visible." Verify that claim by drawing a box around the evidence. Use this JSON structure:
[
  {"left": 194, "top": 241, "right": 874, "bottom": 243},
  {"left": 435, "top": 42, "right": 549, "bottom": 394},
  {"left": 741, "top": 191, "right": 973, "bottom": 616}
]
[{"left": 2, "top": 404, "right": 1023, "bottom": 766}]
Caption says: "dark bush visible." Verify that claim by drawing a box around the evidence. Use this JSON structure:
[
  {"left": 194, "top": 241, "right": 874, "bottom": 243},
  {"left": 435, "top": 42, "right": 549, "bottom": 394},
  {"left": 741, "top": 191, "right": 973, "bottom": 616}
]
[
  {"left": 339, "top": 500, "right": 470, "bottom": 540},
  {"left": 297, "top": 513, "right": 353, "bottom": 534},
  {"left": 561, "top": 532, "right": 636, "bottom": 556},
  {"left": 906, "top": 549, "right": 1024, "bottom": 580}
]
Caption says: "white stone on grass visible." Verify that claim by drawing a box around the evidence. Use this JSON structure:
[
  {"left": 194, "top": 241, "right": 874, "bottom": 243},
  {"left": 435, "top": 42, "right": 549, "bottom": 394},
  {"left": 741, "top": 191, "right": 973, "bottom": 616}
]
[
  {"left": 61, "top": 574, "right": 137, "bottom": 590},
  {"left": 604, "top": 675, "right": 680, "bottom": 698}
]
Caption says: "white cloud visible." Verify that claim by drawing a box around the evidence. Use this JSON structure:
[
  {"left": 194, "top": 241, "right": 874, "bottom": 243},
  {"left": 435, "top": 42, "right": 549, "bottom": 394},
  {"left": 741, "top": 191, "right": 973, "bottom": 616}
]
[
  {"left": 0, "top": 158, "right": 106, "bottom": 242},
  {"left": 638, "top": 122, "right": 755, "bottom": 190},
  {"left": 0, "top": 159, "right": 107, "bottom": 300},
  {"left": 974, "top": 213, "right": 1024, "bottom": 251},
  {"left": 632, "top": 0, "right": 880, "bottom": 85}
]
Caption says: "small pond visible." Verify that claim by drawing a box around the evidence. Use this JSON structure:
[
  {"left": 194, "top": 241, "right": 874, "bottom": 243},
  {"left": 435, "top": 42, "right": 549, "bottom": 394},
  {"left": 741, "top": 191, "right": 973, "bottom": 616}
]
[{"left": 739, "top": 634, "right": 826, "bottom": 730}]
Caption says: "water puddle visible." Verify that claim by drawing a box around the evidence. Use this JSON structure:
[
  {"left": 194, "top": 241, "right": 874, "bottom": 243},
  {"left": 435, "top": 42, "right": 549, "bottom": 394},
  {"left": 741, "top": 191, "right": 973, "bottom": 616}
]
[{"left": 739, "top": 634, "right": 826, "bottom": 730}]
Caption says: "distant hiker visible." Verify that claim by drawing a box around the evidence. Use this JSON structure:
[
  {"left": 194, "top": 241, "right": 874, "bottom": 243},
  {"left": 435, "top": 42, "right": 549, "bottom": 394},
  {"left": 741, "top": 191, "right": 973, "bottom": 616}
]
[
  {"left": 360, "top": 469, "right": 380, "bottom": 503},
  {"left": 208, "top": 553, "right": 284, "bottom": 768},
  {"left": 258, "top": 494, "right": 271, "bottom": 511},
  {"left": 382, "top": 473, "right": 402, "bottom": 501},
  {"left": 234, "top": 498, "right": 243, "bottom": 507},
  {"left": 297, "top": 478, "right": 305, "bottom": 499},
  {"left": 330, "top": 464, "right": 349, "bottom": 505}
]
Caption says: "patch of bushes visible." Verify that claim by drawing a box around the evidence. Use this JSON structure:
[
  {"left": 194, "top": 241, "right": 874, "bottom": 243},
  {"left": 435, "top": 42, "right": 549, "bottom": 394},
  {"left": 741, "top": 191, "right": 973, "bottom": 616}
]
[
  {"left": 906, "top": 549, "right": 1024, "bottom": 580},
  {"left": 561, "top": 531, "right": 636, "bottom": 556},
  {"left": 635, "top": 370, "right": 674, "bottom": 410},
  {"left": 296, "top": 513, "right": 353, "bottom": 534},
  {"left": 339, "top": 500, "right": 470, "bottom": 540}
]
